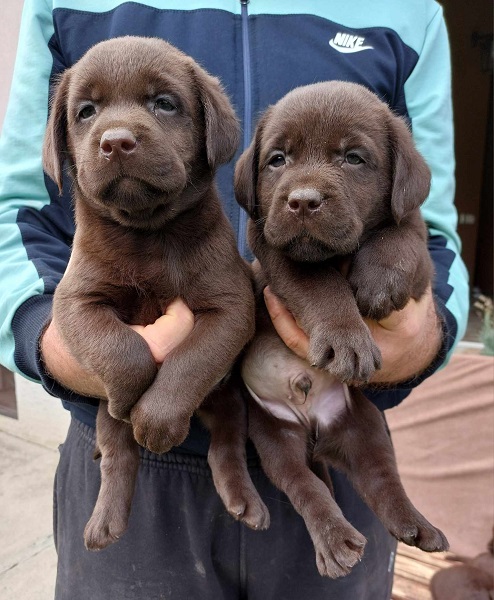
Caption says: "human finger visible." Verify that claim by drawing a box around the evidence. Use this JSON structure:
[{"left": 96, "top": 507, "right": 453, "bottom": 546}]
[
  {"left": 131, "top": 298, "right": 194, "bottom": 364},
  {"left": 263, "top": 286, "right": 309, "bottom": 359}
]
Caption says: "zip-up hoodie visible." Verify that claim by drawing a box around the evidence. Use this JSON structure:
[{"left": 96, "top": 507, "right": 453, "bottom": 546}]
[{"left": 0, "top": 0, "right": 469, "bottom": 455}]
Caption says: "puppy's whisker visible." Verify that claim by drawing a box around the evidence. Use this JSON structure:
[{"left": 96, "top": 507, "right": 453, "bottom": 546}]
[
  {"left": 185, "top": 175, "right": 200, "bottom": 194},
  {"left": 264, "top": 495, "right": 292, "bottom": 506},
  {"left": 65, "top": 165, "right": 78, "bottom": 177}
]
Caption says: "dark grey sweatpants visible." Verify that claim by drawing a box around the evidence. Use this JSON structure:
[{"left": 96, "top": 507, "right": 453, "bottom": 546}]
[{"left": 53, "top": 418, "right": 396, "bottom": 600}]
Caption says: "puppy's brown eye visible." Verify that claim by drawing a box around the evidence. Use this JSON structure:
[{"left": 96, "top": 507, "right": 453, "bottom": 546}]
[
  {"left": 154, "top": 97, "right": 177, "bottom": 114},
  {"left": 78, "top": 104, "right": 96, "bottom": 121},
  {"left": 345, "top": 152, "right": 364, "bottom": 165},
  {"left": 268, "top": 153, "right": 286, "bottom": 168}
]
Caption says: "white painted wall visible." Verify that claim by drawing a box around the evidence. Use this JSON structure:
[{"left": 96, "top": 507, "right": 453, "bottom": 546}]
[{"left": 0, "top": 0, "right": 23, "bottom": 129}]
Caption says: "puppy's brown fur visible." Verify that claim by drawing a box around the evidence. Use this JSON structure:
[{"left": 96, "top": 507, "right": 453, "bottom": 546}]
[
  {"left": 230, "top": 81, "right": 448, "bottom": 577},
  {"left": 43, "top": 36, "right": 260, "bottom": 550},
  {"left": 431, "top": 533, "right": 494, "bottom": 600}
]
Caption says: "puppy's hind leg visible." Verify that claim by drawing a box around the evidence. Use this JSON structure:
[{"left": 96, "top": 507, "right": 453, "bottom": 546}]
[
  {"left": 316, "top": 389, "right": 449, "bottom": 553},
  {"left": 248, "top": 397, "right": 366, "bottom": 579},
  {"left": 84, "top": 402, "right": 139, "bottom": 551},
  {"left": 199, "top": 374, "right": 270, "bottom": 531},
  {"left": 310, "top": 458, "right": 335, "bottom": 499}
]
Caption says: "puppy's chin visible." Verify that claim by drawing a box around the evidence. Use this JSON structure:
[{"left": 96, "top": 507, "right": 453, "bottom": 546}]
[
  {"left": 110, "top": 203, "right": 174, "bottom": 229},
  {"left": 99, "top": 178, "right": 184, "bottom": 229},
  {"left": 280, "top": 235, "right": 336, "bottom": 263},
  {"left": 264, "top": 221, "right": 352, "bottom": 262},
  {"left": 101, "top": 177, "right": 170, "bottom": 205}
]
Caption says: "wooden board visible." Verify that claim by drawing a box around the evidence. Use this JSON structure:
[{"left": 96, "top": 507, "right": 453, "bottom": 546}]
[{"left": 392, "top": 544, "right": 463, "bottom": 600}]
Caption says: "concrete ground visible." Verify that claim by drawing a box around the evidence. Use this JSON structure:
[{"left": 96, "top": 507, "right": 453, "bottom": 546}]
[{"left": 0, "top": 375, "right": 70, "bottom": 600}]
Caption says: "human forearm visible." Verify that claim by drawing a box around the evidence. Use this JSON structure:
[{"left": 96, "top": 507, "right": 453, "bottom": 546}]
[
  {"left": 363, "top": 286, "right": 442, "bottom": 384},
  {"left": 41, "top": 319, "right": 106, "bottom": 399}
]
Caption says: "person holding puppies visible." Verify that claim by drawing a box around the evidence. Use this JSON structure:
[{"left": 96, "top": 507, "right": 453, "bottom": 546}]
[{"left": 0, "top": 1, "right": 469, "bottom": 599}]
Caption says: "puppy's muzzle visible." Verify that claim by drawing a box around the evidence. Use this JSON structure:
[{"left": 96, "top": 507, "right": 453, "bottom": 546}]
[
  {"left": 287, "top": 188, "right": 323, "bottom": 218},
  {"left": 100, "top": 128, "right": 138, "bottom": 161}
]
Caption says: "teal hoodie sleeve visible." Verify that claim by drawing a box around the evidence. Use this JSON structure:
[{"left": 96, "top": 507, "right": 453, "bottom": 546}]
[
  {"left": 405, "top": 4, "right": 469, "bottom": 362},
  {"left": 0, "top": 0, "right": 72, "bottom": 384}
]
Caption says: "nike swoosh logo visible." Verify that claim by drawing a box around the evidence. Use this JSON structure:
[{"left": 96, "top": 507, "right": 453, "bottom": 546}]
[{"left": 329, "top": 40, "right": 374, "bottom": 53}]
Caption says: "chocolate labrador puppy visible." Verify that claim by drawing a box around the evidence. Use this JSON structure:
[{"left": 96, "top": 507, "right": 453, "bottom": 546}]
[
  {"left": 431, "top": 532, "right": 493, "bottom": 600},
  {"left": 43, "top": 36, "right": 259, "bottom": 550},
  {"left": 231, "top": 81, "right": 449, "bottom": 577}
]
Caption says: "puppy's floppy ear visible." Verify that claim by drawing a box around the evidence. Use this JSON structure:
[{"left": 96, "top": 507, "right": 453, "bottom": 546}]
[
  {"left": 234, "top": 111, "right": 269, "bottom": 219},
  {"left": 388, "top": 113, "right": 431, "bottom": 224},
  {"left": 192, "top": 65, "right": 240, "bottom": 169},
  {"left": 43, "top": 70, "right": 71, "bottom": 194}
]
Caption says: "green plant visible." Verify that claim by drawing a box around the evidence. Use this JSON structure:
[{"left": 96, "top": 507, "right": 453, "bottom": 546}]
[{"left": 474, "top": 294, "right": 494, "bottom": 356}]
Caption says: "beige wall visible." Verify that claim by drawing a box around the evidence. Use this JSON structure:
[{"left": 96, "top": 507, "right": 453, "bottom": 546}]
[{"left": 0, "top": 0, "right": 24, "bottom": 129}]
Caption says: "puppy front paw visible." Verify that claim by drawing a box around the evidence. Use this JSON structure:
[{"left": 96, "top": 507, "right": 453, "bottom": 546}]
[
  {"left": 349, "top": 264, "right": 413, "bottom": 321},
  {"left": 224, "top": 488, "right": 271, "bottom": 531},
  {"left": 386, "top": 507, "right": 449, "bottom": 553},
  {"left": 84, "top": 505, "right": 129, "bottom": 551},
  {"left": 106, "top": 395, "right": 136, "bottom": 422},
  {"left": 105, "top": 361, "right": 158, "bottom": 421},
  {"left": 308, "top": 324, "right": 382, "bottom": 383},
  {"left": 130, "top": 399, "right": 191, "bottom": 454},
  {"left": 309, "top": 518, "right": 367, "bottom": 578},
  {"left": 212, "top": 470, "right": 270, "bottom": 530}
]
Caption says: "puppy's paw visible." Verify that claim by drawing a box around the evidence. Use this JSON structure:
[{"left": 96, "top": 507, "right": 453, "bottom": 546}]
[
  {"left": 389, "top": 512, "right": 449, "bottom": 553},
  {"left": 219, "top": 481, "right": 270, "bottom": 531},
  {"left": 308, "top": 324, "right": 382, "bottom": 383},
  {"left": 131, "top": 401, "right": 191, "bottom": 454},
  {"left": 309, "top": 519, "right": 367, "bottom": 578},
  {"left": 106, "top": 396, "right": 135, "bottom": 422},
  {"left": 350, "top": 265, "right": 413, "bottom": 321},
  {"left": 106, "top": 363, "right": 158, "bottom": 422},
  {"left": 84, "top": 507, "right": 129, "bottom": 551}
]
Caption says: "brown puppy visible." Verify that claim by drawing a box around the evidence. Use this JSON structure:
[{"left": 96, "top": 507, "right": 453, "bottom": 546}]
[
  {"left": 233, "top": 81, "right": 448, "bottom": 577},
  {"left": 430, "top": 534, "right": 494, "bottom": 600},
  {"left": 43, "top": 36, "right": 261, "bottom": 550}
]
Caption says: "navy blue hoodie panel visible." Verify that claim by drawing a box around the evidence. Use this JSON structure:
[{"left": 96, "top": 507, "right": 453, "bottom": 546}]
[
  {"left": 50, "top": 5, "right": 238, "bottom": 69},
  {"left": 13, "top": 175, "right": 74, "bottom": 379},
  {"left": 429, "top": 233, "right": 458, "bottom": 347},
  {"left": 16, "top": 179, "right": 72, "bottom": 287},
  {"left": 249, "top": 15, "right": 418, "bottom": 122},
  {"left": 430, "top": 235, "right": 455, "bottom": 303}
]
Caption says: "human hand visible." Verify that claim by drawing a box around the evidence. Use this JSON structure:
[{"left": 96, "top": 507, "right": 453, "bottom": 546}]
[
  {"left": 263, "top": 285, "right": 442, "bottom": 385},
  {"left": 41, "top": 298, "right": 195, "bottom": 398}
]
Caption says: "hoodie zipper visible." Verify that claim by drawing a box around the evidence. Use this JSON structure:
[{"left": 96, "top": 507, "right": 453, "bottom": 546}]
[{"left": 238, "top": 0, "right": 251, "bottom": 257}]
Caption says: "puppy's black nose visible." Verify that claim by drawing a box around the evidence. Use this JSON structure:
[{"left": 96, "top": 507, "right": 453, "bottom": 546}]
[
  {"left": 100, "top": 128, "right": 137, "bottom": 159},
  {"left": 287, "top": 188, "right": 323, "bottom": 215}
]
